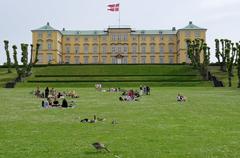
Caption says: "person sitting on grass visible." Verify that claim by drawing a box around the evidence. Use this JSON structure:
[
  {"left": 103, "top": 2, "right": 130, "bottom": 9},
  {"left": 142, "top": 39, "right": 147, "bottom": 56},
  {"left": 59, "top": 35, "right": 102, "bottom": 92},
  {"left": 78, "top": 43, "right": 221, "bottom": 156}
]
[
  {"left": 177, "top": 93, "right": 187, "bottom": 102},
  {"left": 42, "top": 99, "right": 49, "bottom": 108},
  {"left": 35, "top": 86, "right": 41, "bottom": 97},
  {"left": 52, "top": 97, "right": 60, "bottom": 107},
  {"left": 61, "top": 98, "right": 68, "bottom": 108}
]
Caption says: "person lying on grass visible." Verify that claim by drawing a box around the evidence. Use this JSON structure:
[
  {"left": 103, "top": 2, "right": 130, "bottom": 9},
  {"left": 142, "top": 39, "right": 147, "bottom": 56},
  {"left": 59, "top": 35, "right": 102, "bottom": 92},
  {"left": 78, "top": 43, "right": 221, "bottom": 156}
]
[
  {"left": 177, "top": 93, "right": 187, "bottom": 102},
  {"left": 119, "top": 89, "right": 140, "bottom": 101}
]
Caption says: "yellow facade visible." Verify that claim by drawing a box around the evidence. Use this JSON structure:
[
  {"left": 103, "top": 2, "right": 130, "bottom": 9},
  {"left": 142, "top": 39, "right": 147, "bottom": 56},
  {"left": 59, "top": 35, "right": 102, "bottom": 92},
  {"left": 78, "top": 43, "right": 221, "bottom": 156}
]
[{"left": 32, "top": 21, "right": 206, "bottom": 64}]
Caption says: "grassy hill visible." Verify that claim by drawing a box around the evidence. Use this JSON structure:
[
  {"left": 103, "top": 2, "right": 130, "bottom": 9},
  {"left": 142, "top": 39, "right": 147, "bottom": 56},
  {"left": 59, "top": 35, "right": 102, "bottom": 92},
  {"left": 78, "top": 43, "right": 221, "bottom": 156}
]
[
  {"left": 17, "top": 64, "right": 211, "bottom": 87},
  {"left": 209, "top": 66, "right": 238, "bottom": 87},
  {"left": 0, "top": 68, "right": 17, "bottom": 88}
]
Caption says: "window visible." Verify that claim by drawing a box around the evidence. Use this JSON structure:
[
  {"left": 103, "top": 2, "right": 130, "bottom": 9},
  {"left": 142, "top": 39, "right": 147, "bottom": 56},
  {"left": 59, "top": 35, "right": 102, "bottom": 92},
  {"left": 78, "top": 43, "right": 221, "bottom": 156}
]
[
  {"left": 124, "top": 45, "right": 128, "bottom": 53},
  {"left": 93, "top": 36, "right": 98, "bottom": 42},
  {"left": 151, "top": 36, "right": 155, "bottom": 41},
  {"left": 150, "top": 44, "right": 155, "bottom": 55},
  {"left": 66, "top": 46, "right": 70, "bottom": 54},
  {"left": 186, "top": 52, "right": 191, "bottom": 63},
  {"left": 47, "top": 32, "right": 52, "bottom": 38},
  {"left": 47, "top": 54, "right": 53, "bottom": 62},
  {"left": 102, "top": 36, "right": 107, "bottom": 41},
  {"left": 75, "top": 37, "right": 79, "bottom": 42},
  {"left": 47, "top": 42, "right": 52, "bottom": 50},
  {"left": 185, "top": 31, "right": 190, "bottom": 38},
  {"left": 112, "top": 46, "right": 116, "bottom": 54},
  {"left": 132, "top": 57, "right": 137, "bottom": 64},
  {"left": 112, "top": 34, "right": 116, "bottom": 41},
  {"left": 84, "top": 56, "right": 88, "bottom": 64},
  {"left": 185, "top": 41, "right": 189, "bottom": 49},
  {"left": 150, "top": 56, "right": 155, "bottom": 63},
  {"left": 141, "top": 45, "right": 146, "bottom": 55},
  {"left": 75, "top": 46, "right": 80, "bottom": 54},
  {"left": 38, "top": 32, "right": 42, "bottom": 38},
  {"left": 93, "top": 56, "right": 98, "bottom": 64},
  {"left": 117, "top": 46, "right": 121, "bottom": 52},
  {"left": 84, "top": 45, "right": 88, "bottom": 54},
  {"left": 168, "top": 35, "right": 174, "bottom": 42},
  {"left": 141, "top": 36, "right": 146, "bottom": 41},
  {"left": 169, "top": 57, "right": 174, "bottom": 63},
  {"left": 123, "top": 57, "right": 128, "bottom": 64},
  {"left": 160, "top": 57, "right": 164, "bottom": 63},
  {"left": 141, "top": 56, "right": 146, "bottom": 64},
  {"left": 66, "top": 37, "right": 70, "bottom": 41},
  {"left": 74, "top": 57, "right": 80, "bottom": 64},
  {"left": 169, "top": 45, "right": 174, "bottom": 55},
  {"left": 160, "top": 45, "right": 164, "bottom": 55},
  {"left": 65, "top": 57, "right": 70, "bottom": 64},
  {"left": 112, "top": 57, "right": 116, "bottom": 64},
  {"left": 123, "top": 34, "right": 128, "bottom": 41},
  {"left": 93, "top": 45, "right": 98, "bottom": 55},
  {"left": 132, "top": 36, "right": 137, "bottom": 41},
  {"left": 117, "top": 34, "right": 121, "bottom": 41},
  {"left": 102, "top": 45, "right": 107, "bottom": 55},
  {"left": 38, "top": 42, "right": 42, "bottom": 50},
  {"left": 102, "top": 56, "right": 106, "bottom": 63},
  {"left": 195, "top": 31, "right": 200, "bottom": 38},
  {"left": 37, "top": 54, "right": 43, "bottom": 63},
  {"left": 132, "top": 45, "right": 137, "bottom": 55}
]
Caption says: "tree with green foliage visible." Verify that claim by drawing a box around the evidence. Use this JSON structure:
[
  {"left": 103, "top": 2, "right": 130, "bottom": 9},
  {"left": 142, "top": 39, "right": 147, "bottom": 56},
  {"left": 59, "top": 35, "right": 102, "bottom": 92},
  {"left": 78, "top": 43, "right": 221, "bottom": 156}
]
[
  {"left": 215, "top": 39, "right": 227, "bottom": 72},
  {"left": 12, "top": 43, "right": 40, "bottom": 80},
  {"left": 236, "top": 42, "right": 240, "bottom": 88},
  {"left": 186, "top": 39, "right": 210, "bottom": 80},
  {"left": 3, "top": 40, "right": 12, "bottom": 73},
  {"left": 225, "top": 40, "right": 236, "bottom": 87}
]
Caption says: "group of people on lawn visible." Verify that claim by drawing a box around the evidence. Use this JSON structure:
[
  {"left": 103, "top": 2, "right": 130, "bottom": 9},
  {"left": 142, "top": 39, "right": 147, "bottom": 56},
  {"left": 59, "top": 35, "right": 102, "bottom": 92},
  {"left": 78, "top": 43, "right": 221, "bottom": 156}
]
[
  {"left": 34, "top": 87, "right": 79, "bottom": 99},
  {"left": 119, "top": 85, "right": 150, "bottom": 101},
  {"left": 35, "top": 83, "right": 186, "bottom": 109},
  {"left": 34, "top": 86, "right": 79, "bottom": 108}
]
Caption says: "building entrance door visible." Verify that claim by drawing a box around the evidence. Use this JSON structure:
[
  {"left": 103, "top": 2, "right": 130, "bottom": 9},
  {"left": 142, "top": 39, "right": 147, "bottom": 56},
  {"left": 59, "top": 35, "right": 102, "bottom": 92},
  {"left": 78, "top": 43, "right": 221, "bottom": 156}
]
[
  {"left": 115, "top": 54, "right": 124, "bottom": 64},
  {"left": 117, "top": 58, "right": 122, "bottom": 64}
]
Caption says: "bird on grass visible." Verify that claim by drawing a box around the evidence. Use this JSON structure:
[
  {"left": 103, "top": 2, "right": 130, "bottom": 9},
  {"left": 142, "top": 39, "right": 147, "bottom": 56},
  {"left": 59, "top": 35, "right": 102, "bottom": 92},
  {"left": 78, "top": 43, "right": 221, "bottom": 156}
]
[{"left": 92, "top": 142, "right": 110, "bottom": 152}]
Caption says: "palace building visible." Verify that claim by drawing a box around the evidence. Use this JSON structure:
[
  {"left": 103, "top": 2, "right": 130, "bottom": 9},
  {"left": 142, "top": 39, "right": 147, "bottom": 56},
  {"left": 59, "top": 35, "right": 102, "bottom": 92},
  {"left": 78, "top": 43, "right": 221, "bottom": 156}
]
[{"left": 32, "top": 21, "right": 206, "bottom": 64}]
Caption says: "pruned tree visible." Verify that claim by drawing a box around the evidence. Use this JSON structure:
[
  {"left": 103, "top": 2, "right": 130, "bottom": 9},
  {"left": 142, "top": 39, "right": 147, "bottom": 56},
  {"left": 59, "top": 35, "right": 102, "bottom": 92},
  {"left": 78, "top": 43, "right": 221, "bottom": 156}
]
[
  {"left": 12, "top": 43, "right": 40, "bottom": 80},
  {"left": 236, "top": 42, "right": 240, "bottom": 88},
  {"left": 3, "top": 40, "right": 12, "bottom": 73},
  {"left": 187, "top": 39, "right": 210, "bottom": 80},
  {"left": 225, "top": 40, "right": 236, "bottom": 87},
  {"left": 215, "top": 39, "right": 228, "bottom": 72},
  {"left": 201, "top": 43, "right": 210, "bottom": 80}
]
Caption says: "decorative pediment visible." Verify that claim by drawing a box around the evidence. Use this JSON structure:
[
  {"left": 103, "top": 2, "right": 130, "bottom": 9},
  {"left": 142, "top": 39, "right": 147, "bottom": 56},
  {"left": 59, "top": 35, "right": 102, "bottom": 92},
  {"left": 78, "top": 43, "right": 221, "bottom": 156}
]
[{"left": 115, "top": 54, "right": 124, "bottom": 58}]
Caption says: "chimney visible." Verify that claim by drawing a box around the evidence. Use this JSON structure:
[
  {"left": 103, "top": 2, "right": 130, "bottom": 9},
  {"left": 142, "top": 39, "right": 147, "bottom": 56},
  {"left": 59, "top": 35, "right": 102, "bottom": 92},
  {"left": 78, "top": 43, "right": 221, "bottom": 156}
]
[
  {"left": 62, "top": 28, "right": 65, "bottom": 31},
  {"left": 189, "top": 21, "right": 193, "bottom": 25},
  {"left": 47, "top": 22, "right": 50, "bottom": 26},
  {"left": 172, "top": 27, "right": 176, "bottom": 31}
]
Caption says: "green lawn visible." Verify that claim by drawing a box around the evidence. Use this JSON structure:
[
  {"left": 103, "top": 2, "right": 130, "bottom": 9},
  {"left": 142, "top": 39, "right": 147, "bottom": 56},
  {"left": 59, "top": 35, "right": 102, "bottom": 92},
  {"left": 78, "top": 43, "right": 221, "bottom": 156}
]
[
  {"left": 1, "top": 87, "right": 240, "bottom": 158},
  {"left": 0, "top": 68, "right": 17, "bottom": 87}
]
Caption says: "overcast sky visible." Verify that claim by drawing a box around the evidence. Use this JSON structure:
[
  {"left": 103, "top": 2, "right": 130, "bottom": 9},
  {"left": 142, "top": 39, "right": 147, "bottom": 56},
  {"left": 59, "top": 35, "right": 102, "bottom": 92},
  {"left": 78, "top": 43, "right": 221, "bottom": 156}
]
[{"left": 1, "top": 0, "right": 240, "bottom": 64}]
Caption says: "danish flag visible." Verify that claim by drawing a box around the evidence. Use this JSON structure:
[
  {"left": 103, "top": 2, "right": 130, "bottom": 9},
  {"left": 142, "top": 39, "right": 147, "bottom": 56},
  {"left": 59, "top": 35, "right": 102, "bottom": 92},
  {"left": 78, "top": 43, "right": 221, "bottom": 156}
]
[{"left": 107, "top": 3, "right": 120, "bottom": 12}]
